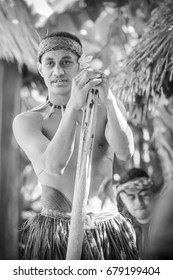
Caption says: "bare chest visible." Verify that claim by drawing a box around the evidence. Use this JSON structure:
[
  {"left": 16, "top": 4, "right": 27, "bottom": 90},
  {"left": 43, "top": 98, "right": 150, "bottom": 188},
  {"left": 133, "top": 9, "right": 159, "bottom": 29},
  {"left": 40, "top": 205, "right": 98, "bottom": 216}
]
[
  {"left": 41, "top": 107, "right": 109, "bottom": 156},
  {"left": 38, "top": 107, "right": 114, "bottom": 204}
]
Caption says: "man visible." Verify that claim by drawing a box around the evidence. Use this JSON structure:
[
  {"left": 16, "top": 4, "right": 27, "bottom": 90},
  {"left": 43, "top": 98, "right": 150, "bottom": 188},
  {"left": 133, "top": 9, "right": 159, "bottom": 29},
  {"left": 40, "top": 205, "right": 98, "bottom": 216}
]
[
  {"left": 13, "top": 32, "right": 138, "bottom": 260},
  {"left": 115, "top": 168, "right": 158, "bottom": 259}
]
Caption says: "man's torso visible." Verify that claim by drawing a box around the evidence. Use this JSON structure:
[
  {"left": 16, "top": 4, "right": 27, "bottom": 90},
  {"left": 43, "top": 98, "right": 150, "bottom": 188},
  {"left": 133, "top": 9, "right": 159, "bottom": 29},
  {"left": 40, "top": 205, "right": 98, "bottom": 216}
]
[{"left": 23, "top": 104, "right": 117, "bottom": 213}]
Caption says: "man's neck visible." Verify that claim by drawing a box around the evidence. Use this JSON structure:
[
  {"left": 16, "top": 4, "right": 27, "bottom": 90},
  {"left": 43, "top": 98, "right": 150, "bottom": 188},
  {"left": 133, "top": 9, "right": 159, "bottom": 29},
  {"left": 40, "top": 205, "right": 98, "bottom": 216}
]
[{"left": 48, "top": 93, "right": 70, "bottom": 106}]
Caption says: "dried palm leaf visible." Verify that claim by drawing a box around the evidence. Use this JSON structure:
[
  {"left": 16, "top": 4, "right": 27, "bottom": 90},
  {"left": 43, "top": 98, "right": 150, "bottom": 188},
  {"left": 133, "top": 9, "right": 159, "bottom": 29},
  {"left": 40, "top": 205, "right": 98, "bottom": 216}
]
[
  {"left": 112, "top": 0, "right": 173, "bottom": 124},
  {"left": 0, "top": 0, "right": 38, "bottom": 72}
]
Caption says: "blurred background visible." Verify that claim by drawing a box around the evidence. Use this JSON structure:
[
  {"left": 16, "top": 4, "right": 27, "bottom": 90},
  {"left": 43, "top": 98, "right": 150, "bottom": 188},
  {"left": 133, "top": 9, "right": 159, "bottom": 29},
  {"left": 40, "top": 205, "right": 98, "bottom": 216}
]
[{"left": 0, "top": 0, "right": 173, "bottom": 259}]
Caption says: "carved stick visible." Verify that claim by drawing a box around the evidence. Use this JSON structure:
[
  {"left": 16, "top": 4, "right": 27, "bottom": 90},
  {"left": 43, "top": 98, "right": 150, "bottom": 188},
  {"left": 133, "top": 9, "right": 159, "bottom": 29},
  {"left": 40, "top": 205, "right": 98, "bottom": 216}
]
[{"left": 66, "top": 89, "right": 98, "bottom": 260}]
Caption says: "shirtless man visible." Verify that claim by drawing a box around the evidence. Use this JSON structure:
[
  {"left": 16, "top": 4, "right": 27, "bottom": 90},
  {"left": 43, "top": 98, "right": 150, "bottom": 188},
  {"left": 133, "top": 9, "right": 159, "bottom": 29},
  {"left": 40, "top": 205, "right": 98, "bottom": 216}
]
[
  {"left": 115, "top": 168, "right": 157, "bottom": 259},
  {"left": 13, "top": 32, "right": 138, "bottom": 260}
]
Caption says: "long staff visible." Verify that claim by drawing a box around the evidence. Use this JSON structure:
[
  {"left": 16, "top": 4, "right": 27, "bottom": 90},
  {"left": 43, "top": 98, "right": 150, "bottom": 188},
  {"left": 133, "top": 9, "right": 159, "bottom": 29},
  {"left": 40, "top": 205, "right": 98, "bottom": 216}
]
[{"left": 66, "top": 89, "right": 99, "bottom": 260}]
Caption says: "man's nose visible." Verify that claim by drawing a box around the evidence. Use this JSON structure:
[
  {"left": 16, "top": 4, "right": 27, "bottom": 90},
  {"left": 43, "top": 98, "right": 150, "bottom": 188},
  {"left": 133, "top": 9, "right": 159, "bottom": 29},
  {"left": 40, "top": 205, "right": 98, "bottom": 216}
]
[
  {"left": 53, "top": 65, "right": 64, "bottom": 76},
  {"left": 134, "top": 196, "right": 143, "bottom": 206}
]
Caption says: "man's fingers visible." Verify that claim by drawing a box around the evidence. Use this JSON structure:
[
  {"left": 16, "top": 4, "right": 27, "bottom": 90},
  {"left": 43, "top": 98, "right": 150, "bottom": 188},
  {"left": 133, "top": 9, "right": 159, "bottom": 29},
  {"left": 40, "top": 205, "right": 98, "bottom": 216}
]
[
  {"left": 83, "top": 78, "right": 102, "bottom": 91},
  {"left": 74, "top": 68, "right": 103, "bottom": 85},
  {"left": 79, "top": 74, "right": 103, "bottom": 88}
]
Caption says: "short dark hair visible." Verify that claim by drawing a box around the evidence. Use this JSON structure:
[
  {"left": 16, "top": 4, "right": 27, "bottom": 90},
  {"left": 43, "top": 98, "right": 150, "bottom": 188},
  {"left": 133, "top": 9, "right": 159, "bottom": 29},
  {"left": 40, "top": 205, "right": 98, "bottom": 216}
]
[{"left": 119, "top": 168, "right": 149, "bottom": 185}]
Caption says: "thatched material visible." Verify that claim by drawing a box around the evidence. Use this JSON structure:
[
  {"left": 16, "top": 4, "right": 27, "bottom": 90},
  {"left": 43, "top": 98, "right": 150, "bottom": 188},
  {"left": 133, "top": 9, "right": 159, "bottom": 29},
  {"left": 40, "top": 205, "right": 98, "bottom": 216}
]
[
  {"left": 112, "top": 0, "right": 173, "bottom": 123},
  {"left": 19, "top": 210, "right": 139, "bottom": 260},
  {"left": 0, "top": 0, "right": 38, "bottom": 72}
]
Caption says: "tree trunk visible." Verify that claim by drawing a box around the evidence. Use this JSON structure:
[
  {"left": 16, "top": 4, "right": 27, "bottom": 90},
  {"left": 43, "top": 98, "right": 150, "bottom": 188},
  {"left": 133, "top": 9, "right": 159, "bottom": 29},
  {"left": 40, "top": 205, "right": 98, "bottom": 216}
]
[{"left": 0, "top": 60, "right": 22, "bottom": 259}]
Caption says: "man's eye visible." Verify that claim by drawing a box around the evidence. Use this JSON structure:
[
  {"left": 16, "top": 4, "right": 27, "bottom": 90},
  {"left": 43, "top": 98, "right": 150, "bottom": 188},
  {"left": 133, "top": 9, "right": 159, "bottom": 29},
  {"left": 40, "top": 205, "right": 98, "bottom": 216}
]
[
  {"left": 141, "top": 192, "right": 149, "bottom": 197},
  {"left": 62, "top": 60, "right": 72, "bottom": 66},
  {"left": 127, "top": 195, "right": 135, "bottom": 200},
  {"left": 46, "top": 62, "right": 54, "bottom": 66}
]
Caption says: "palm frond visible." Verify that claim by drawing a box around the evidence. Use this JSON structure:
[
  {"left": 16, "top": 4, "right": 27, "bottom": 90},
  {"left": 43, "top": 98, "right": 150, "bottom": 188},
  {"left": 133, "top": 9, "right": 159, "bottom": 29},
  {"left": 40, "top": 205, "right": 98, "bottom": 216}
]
[
  {"left": 0, "top": 0, "right": 39, "bottom": 72},
  {"left": 112, "top": 0, "right": 173, "bottom": 123}
]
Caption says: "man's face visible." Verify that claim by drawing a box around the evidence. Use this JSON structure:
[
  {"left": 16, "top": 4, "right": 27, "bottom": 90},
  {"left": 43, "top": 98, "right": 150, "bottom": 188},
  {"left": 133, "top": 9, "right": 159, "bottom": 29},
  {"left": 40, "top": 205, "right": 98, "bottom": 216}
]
[
  {"left": 120, "top": 187, "right": 154, "bottom": 222},
  {"left": 38, "top": 49, "right": 79, "bottom": 97}
]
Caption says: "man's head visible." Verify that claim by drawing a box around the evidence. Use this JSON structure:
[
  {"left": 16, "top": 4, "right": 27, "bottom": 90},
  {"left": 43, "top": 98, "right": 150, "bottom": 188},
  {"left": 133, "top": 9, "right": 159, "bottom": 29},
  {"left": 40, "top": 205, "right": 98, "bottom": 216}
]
[
  {"left": 116, "top": 168, "right": 156, "bottom": 223},
  {"left": 37, "top": 32, "right": 83, "bottom": 97},
  {"left": 37, "top": 32, "right": 83, "bottom": 63}
]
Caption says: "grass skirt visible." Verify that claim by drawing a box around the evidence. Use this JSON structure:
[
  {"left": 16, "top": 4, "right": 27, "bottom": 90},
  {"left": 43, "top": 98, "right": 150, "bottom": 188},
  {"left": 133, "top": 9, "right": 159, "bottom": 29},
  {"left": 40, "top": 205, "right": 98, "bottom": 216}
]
[{"left": 19, "top": 209, "right": 139, "bottom": 260}]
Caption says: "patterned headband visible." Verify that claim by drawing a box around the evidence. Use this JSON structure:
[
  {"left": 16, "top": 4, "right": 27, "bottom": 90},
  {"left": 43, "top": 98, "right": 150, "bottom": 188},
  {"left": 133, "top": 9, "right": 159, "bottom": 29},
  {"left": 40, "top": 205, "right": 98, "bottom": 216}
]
[
  {"left": 37, "top": 36, "right": 83, "bottom": 62},
  {"left": 116, "top": 177, "right": 153, "bottom": 194}
]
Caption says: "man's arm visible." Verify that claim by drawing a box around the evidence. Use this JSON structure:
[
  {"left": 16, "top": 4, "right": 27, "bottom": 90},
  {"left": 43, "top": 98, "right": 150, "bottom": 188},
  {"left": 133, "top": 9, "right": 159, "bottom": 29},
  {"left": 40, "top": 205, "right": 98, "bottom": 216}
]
[
  {"left": 42, "top": 105, "right": 78, "bottom": 175},
  {"left": 105, "top": 90, "right": 134, "bottom": 161},
  {"left": 84, "top": 72, "right": 134, "bottom": 161},
  {"left": 13, "top": 109, "right": 78, "bottom": 176}
]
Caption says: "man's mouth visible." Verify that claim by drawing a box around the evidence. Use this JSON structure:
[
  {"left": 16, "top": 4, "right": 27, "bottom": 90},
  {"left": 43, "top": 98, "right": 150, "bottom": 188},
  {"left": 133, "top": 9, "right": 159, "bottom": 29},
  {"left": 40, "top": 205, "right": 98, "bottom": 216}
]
[
  {"left": 51, "top": 79, "right": 68, "bottom": 86},
  {"left": 135, "top": 207, "right": 146, "bottom": 211}
]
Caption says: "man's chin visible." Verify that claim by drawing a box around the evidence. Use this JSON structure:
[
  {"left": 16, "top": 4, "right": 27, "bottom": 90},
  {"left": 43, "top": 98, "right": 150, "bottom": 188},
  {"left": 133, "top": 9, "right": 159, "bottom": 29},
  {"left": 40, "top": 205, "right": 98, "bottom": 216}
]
[
  {"left": 51, "top": 87, "right": 70, "bottom": 96},
  {"left": 135, "top": 209, "right": 148, "bottom": 219},
  {"left": 136, "top": 216, "right": 151, "bottom": 224}
]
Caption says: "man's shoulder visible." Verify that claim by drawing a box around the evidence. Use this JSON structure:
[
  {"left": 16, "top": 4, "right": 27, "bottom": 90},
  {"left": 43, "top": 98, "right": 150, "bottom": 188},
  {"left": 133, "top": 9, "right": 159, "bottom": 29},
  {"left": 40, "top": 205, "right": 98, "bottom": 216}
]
[
  {"left": 13, "top": 111, "right": 43, "bottom": 136},
  {"left": 13, "top": 110, "right": 43, "bottom": 126}
]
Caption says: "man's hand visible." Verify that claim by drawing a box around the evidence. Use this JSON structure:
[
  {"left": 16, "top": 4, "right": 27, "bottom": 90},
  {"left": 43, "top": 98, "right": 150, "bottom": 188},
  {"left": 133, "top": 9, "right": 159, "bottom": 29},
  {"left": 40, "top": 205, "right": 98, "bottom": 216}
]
[{"left": 68, "top": 68, "right": 104, "bottom": 111}]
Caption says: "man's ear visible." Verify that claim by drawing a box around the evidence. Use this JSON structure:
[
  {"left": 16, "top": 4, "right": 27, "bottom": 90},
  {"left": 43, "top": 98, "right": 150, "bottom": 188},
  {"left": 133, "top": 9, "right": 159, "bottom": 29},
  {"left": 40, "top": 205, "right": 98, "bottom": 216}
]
[
  {"left": 37, "top": 62, "right": 43, "bottom": 77},
  {"left": 119, "top": 192, "right": 126, "bottom": 204}
]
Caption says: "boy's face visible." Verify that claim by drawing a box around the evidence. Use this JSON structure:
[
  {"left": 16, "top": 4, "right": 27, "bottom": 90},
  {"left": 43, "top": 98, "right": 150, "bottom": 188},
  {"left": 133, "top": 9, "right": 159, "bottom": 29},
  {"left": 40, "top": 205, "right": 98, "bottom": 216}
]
[
  {"left": 120, "top": 187, "right": 154, "bottom": 223},
  {"left": 38, "top": 49, "right": 80, "bottom": 97}
]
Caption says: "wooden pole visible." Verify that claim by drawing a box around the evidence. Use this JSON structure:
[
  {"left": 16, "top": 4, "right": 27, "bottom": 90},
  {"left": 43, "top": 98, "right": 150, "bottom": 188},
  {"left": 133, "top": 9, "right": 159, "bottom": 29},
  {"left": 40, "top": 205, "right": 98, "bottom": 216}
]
[{"left": 66, "top": 89, "right": 98, "bottom": 260}]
